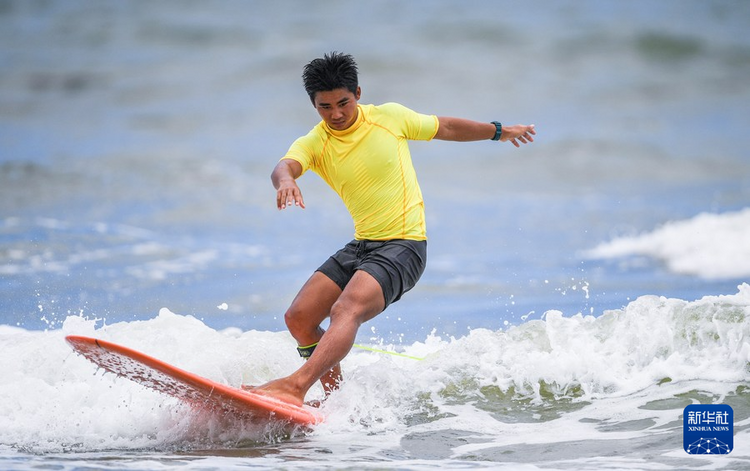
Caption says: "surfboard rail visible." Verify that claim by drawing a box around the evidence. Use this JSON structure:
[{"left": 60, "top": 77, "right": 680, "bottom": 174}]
[{"left": 65, "top": 335, "right": 324, "bottom": 426}]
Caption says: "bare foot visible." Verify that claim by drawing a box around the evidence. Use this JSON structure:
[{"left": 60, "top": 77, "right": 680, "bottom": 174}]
[
  {"left": 241, "top": 385, "right": 322, "bottom": 408},
  {"left": 241, "top": 377, "right": 305, "bottom": 407}
]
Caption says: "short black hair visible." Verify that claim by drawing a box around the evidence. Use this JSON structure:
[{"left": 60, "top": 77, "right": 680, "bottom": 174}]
[{"left": 302, "top": 52, "right": 359, "bottom": 104}]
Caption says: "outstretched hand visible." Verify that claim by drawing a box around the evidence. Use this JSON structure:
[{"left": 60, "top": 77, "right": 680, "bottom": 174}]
[
  {"left": 271, "top": 158, "right": 306, "bottom": 210},
  {"left": 276, "top": 181, "right": 305, "bottom": 210},
  {"left": 501, "top": 124, "right": 536, "bottom": 148}
]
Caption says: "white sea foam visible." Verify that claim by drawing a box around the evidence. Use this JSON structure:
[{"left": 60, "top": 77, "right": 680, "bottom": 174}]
[
  {"left": 586, "top": 208, "right": 750, "bottom": 280},
  {"left": 2, "top": 285, "right": 748, "bottom": 468}
]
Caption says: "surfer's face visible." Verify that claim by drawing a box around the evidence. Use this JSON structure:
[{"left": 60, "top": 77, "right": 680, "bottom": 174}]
[{"left": 313, "top": 87, "right": 361, "bottom": 131}]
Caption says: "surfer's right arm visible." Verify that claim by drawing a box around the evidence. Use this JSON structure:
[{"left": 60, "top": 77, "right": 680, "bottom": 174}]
[{"left": 271, "top": 158, "right": 305, "bottom": 210}]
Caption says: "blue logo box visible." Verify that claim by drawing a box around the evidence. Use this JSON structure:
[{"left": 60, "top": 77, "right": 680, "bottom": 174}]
[{"left": 683, "top": 404, "right": 733, "bottom": 454}]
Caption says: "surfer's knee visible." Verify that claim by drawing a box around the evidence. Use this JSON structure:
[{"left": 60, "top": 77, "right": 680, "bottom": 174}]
[
  {"left": 328, "top": 298, "right": 371, "bottom": 328},
  {"left": 285, "top": 307, "right": 326, "bottom": 348},
  {"left": 284, "top": 306, "right": 309, "bottom": 334},
  {"left": 329, "top": 283, "right": 385, "bottom": 326}
]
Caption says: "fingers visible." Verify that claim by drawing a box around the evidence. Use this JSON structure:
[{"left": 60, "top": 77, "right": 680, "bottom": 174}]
[
  {"left": 279, "top": 194, "right": 305, "bottom": 210},
  {"left": 510, "top": 124, "right": 535, "bottom": 147},
  {"left": 277, "top": 187, "right": 305, "bottom": 210}
]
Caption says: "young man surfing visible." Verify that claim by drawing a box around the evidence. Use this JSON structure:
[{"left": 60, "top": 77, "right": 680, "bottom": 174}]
[{"left": 251, "top": 52, "right": 535, "bottom": 406}]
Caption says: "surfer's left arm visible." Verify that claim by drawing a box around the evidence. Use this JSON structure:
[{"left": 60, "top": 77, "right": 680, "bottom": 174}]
[{"left": 434, "top": 117, "right": 535, "bottom": 148}]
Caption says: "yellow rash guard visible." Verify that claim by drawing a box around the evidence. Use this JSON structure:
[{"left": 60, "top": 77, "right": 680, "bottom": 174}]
[{"left": 283, "top": 103, "right": 439, "bottom": 240}]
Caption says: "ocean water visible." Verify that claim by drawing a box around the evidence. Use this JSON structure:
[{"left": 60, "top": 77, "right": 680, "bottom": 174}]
[
  {"left": 1, "top": 0, "right": 749, "bottom": 469},
  {"left": 2, "top": 289, "right": 750, "bottom": 470}
]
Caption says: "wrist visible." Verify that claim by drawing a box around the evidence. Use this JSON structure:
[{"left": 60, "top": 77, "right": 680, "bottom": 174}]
[{"left": 490, "top": 121, "right": 502, "bottom": 141}]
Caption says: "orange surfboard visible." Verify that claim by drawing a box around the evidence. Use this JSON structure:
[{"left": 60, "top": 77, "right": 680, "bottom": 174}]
[{"left": 65, "top": 335, "right": 324, "bottom": 426}]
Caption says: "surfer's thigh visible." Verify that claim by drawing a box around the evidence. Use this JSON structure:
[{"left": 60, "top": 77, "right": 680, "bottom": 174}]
[
  {"left": 357, "top": 239, "right": 427, "bottom": 310},
  {"left": 315, "top": 239, "right": 359, "bottom": 291},
  {"left": 329, "top": 269, "right": 386, "bottom": 326}
]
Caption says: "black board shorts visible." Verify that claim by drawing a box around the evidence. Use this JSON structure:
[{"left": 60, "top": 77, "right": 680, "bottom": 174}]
[{"left": 316, "top": 239, "right": 427, "bottom": 309}]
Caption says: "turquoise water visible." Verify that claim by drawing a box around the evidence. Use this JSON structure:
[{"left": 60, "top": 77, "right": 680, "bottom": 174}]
[{"left": 1, "top": 0, "right": 749, "bottom": 469}]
